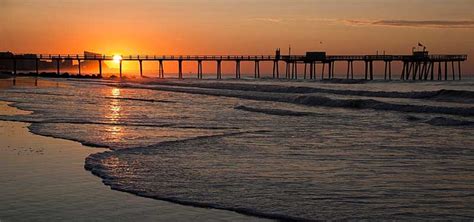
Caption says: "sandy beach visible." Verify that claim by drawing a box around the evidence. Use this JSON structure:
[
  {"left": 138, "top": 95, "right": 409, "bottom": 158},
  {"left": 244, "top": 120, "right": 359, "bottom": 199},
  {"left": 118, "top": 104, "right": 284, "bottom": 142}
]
[{"left": 0, "top": 79, "right": 268, "bottom": 221}]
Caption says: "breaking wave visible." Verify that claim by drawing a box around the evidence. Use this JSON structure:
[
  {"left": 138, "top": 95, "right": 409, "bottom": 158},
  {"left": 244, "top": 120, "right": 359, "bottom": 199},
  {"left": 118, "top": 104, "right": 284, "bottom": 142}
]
[
  {"left": 104, "top": 97, "right": 175, "bottom": 103},
  {"left": 292, "top": 95, "right": 474, "bottom": 117},
  {"left": 148, "top": 81, "right": 474, "bottom": 103},
  {"left": 406, "top": 115, "right": 474, "bottom": 127},
  {"left": 119, "top": 83, "right": 474, "bottom": 117},
  {"left": 234, "top": 105, "right": 314, "bottom": 117},
  {"left": 425, "top": 117, "right": 474, "bottom": 126}
]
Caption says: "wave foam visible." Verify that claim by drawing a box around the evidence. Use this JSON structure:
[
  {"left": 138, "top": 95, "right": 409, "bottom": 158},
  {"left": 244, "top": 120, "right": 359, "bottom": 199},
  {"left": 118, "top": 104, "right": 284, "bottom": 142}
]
[
  {"left": 235, "top": 105, "right": 313, "bottom": 117},
  {"left": 426, "top": 117, "right": 474, "bottom": 126},
  {"left": 147, "top": 81, "right": 474, "bottom": 103},
  {"left": 120, "top": 83, "right": 474, "bottom": 117}
]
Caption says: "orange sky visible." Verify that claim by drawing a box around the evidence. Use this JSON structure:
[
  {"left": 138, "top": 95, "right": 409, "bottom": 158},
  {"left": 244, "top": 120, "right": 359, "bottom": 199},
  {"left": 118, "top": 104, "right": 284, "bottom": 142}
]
[{"left": 1, "top": 0, "right": 473, "bottom": 76}]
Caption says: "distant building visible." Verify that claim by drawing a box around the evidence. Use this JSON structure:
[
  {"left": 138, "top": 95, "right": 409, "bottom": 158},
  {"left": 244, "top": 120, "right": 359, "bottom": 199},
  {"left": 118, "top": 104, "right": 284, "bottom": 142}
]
[
  {"left": 412, "top": 50, "right": 429, "bottom": 59},
  {"left": 0, "top": 51, "right": 108, "bottom": 73},
  {"left": 305, "top": 51, "right": 326, "bottom": 61},
  {"left": 84, "top": 51, "right": 102, "bottom": 59},
  {"left": 0, "top": 52, "right": 14, "bottom": 70},
  {"left": 0, "top": 52, "right": 38, "bottom": 70},
  {"left": 81, "top": 51, "right": 108, "bottom": 71}
]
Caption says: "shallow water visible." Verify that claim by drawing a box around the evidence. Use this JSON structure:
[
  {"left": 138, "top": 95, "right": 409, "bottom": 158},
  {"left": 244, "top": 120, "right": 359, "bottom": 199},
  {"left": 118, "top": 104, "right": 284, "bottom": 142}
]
[
  {"left": 0, "top": 102, "right": 265, "bottom": 222},
  {"left": 1, "top": 77, "right": 473, "bottom": 220}
]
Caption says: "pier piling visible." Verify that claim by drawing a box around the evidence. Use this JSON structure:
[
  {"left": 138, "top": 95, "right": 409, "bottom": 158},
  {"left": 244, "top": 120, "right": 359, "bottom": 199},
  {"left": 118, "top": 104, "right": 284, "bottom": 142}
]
[
  {"left": 438, "top": 62, "right": 442, "bottom": 80},
  {"left": 235, "top": 60, "right": 241, "bottom": 79},
  {"left": 254, "top": 61, "right": 260, "bottom": 78},
  {"left": 119, "top": 60, "right": 123, "bottom": 78},
  {"left": 216, "top": 60, "right": 222, "bottom": 79},
  {"left": 328, "top": 62, "right": 333, "bottom": 80},
  {"left": 178, "top": 60, "right": 183, "bottom": 79},
  {"left": 430, "top": 62, "right": 434, "bottom": 80},
  {"left": 272, "top": 60, "right": 279, "bottom": 79},
  {"left": 364, "top": 61, "right": 368, "bottom": 80},
  {"left": 458, "top": 61, "right": 462, "bottom": 80},
  {"left": 158, "top": 60, "right": 164, "bottom": 78},
  {"left": 197, "top": 60, "right": 203, "bottom": 79},
  {"left": 452, "top": 61, "right": 455, "bottom": 80},
  {"left": 56, "top": 58, "right": 60, "bottom": 76},
  {"left": 445, "top": 62, "right": 448, "bottom": 81},
  {"left": 400, "top": 62, "right": 406, "bottom": 80},
  {"left": 77, "top": 60, "right": 81, "bottom": 75},
  {"left": 139, "top": 60, "right": 143, "bottom": 77},
  {"left": 347, "top": 61, "right": 350, "bottom": 79},
  {"left": 293, "top": 62, "right": 298, "bottom": 79},
  {"left": 99, "top": 60, "right": 102, "bottom": 77},
  {"left": 332, "top": 61, "right": 335, "bottom": 79},
  {"left": 321, "top": 63, "right": 326, "bottom": 80},
  {"left": 304, "top": 63, "right": 307, "bottom": 79}
]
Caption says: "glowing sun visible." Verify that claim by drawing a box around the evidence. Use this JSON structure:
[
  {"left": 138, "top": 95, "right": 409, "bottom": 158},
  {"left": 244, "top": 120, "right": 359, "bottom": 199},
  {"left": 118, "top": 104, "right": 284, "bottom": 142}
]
[{"left": 113, "top": 55, "right": 122, "bottom": 64}]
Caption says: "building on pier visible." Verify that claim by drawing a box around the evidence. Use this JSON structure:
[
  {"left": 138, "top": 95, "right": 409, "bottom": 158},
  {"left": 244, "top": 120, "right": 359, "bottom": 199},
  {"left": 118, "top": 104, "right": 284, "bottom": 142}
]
[{"left": 0, "top": 51, "right": 108, "bottom": 74}]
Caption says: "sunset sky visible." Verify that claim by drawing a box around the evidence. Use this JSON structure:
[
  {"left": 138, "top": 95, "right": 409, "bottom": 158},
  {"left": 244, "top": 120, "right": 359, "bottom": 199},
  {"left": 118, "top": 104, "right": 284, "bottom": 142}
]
[{"left": 1, "top": 0, "right": 473, "bottom": 76}]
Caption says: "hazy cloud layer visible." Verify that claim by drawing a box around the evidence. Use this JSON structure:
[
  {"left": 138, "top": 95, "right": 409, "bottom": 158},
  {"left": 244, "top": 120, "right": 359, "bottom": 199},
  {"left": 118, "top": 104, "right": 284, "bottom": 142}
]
[
  {"left": 343, "top": 19, "right": 474, "bottom": 28},
  {"left": 249, "top": 17, "right": 284, "bottom": 23},
  {"left": 249, "top": 17, "right": 474, "bottom": 29}
]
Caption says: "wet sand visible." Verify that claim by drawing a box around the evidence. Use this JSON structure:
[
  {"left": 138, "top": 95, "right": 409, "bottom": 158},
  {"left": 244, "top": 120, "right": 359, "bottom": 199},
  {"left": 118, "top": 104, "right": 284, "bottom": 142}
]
[{"left": 0, "top": 80, "right": 268, "bottom": 221}]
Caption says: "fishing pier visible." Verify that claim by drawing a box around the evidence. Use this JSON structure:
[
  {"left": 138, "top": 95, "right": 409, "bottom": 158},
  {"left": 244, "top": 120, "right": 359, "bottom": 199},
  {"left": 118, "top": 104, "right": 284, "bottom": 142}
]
[{"left": 0, "top": 51, "right": 467, "bottom": 81}]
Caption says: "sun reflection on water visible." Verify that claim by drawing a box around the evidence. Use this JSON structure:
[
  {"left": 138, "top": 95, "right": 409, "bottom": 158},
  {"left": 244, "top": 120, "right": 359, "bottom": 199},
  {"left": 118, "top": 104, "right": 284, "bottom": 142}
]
[
  {"left": 105, "top": 88, "right": 124, "bottom": 142},
  {"left": 109, "top": 100, "right": 122, "bottom": 122},
  {"left": 111, "top": 88, "right": 121, "bottom": 97}
]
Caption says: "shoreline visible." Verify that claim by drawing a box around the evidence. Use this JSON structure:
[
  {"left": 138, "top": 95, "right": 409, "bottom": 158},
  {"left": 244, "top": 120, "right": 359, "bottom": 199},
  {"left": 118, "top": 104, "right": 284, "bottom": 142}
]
[{"left": 0, "top": 100, "right": 267, "bottom": 221}]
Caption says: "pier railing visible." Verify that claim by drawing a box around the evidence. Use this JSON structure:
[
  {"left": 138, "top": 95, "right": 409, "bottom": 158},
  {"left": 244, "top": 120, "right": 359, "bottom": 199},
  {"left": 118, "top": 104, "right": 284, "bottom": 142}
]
[{"left": 5, "top": 54, "right": 278, "bottom": 61}]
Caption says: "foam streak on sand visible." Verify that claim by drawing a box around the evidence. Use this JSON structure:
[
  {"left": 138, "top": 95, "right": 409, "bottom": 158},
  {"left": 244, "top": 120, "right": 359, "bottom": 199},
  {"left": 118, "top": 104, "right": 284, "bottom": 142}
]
[{"left": 1, "top": 78, "right": 474, "bottom": 220}]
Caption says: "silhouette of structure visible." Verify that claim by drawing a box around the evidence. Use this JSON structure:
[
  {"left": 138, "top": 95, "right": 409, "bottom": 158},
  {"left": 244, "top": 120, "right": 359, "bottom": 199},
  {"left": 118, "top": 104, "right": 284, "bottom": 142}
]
[
  {"left": 0, "top": 51, "right": 108, "bottom": 77},
  {"left": 0, "top": 50, "right": 467, "bottom": 81}
]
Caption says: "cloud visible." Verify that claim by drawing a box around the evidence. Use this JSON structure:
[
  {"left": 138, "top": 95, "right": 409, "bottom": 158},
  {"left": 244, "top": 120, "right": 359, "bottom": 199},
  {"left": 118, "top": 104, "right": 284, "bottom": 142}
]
[
  {"left": 246, "top": 17, "right": 474, "bottom": 29},
  {"left": 249, "top": 17, "right": 340, "bottom": 24},
  {"left": 248, "top": 17, "right": 284, "bottom": 23},
  {"left": 343, "top": 19, "right": 474, "bottom": 28}
]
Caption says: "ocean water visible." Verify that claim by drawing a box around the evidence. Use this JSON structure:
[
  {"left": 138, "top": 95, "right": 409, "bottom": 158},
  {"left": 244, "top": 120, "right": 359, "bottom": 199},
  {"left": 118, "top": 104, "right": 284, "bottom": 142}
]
[{"left": 0, "top": 77, "right": 473, "bottom": 220}]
